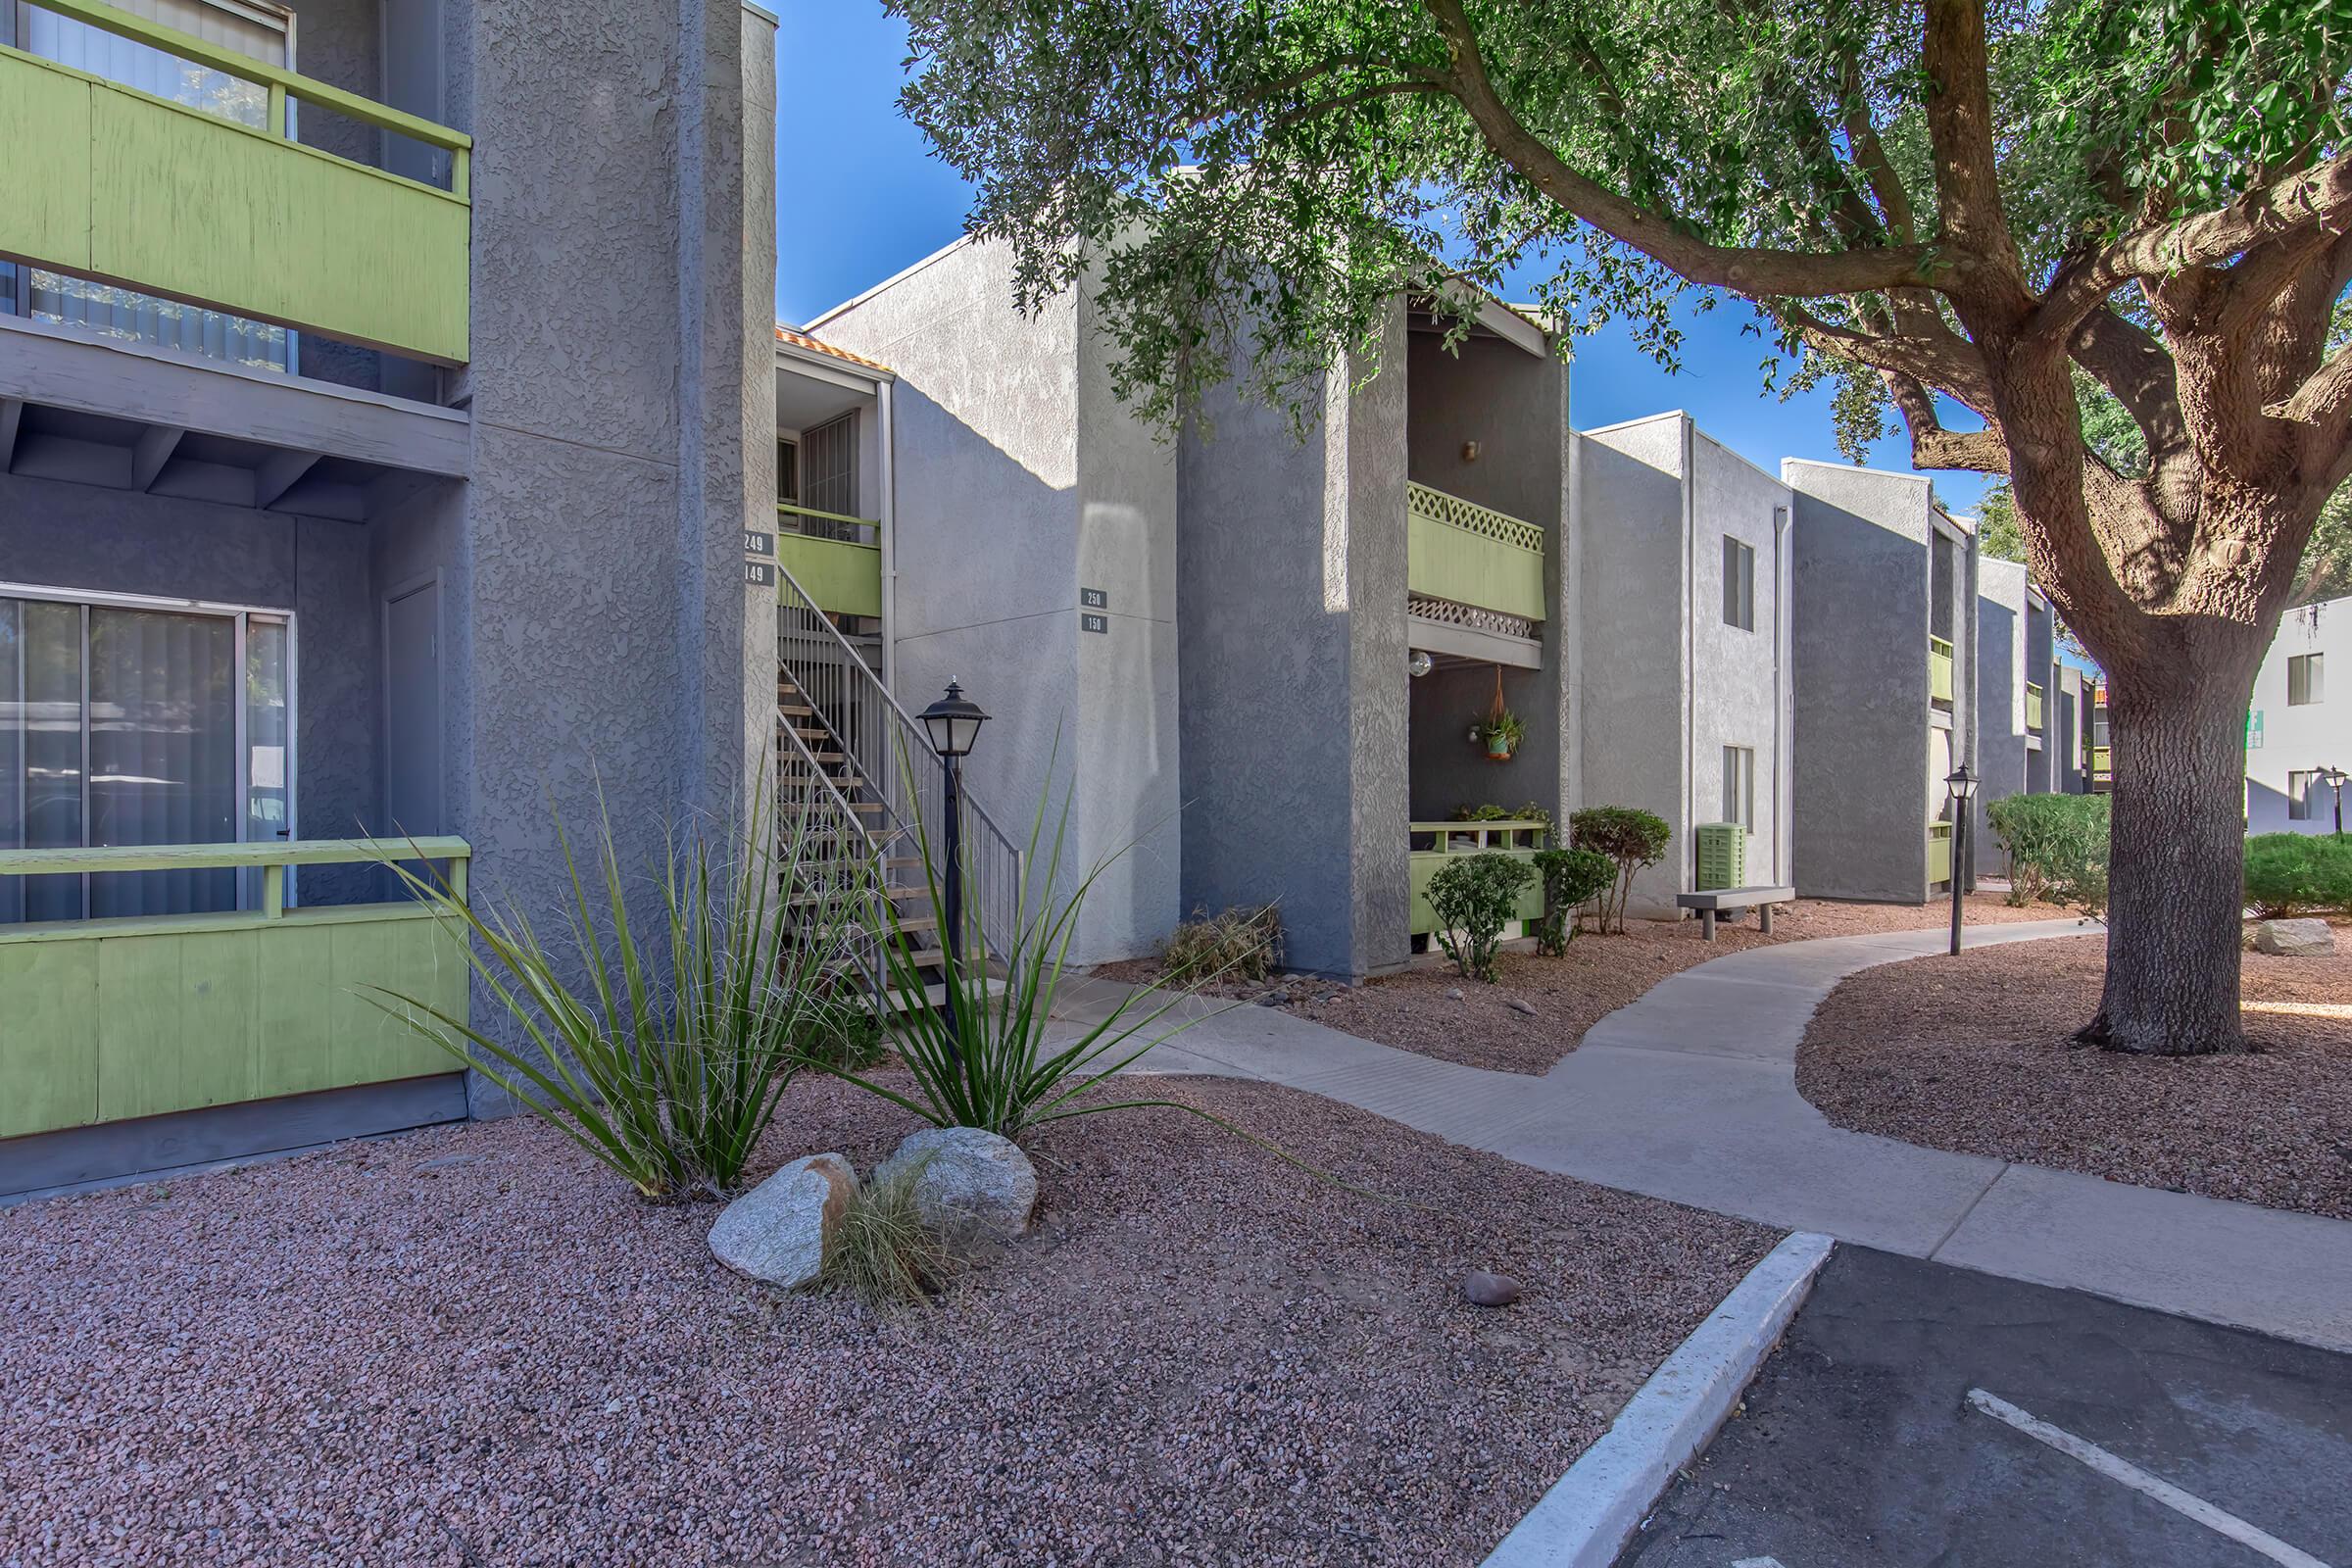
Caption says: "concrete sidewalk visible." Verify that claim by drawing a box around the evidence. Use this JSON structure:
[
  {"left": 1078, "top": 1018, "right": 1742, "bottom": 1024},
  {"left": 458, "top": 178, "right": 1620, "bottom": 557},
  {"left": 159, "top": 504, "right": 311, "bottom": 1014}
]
[{"left": 1053, "top": 919, "right": 2352, "bottom": 1354}]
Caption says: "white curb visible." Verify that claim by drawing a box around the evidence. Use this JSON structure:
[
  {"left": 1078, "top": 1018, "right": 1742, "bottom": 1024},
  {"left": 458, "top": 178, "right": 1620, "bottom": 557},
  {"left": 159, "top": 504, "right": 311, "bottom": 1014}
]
[{"left": 1481, "top": 1230, "right": 1837, "bottom": 1568}]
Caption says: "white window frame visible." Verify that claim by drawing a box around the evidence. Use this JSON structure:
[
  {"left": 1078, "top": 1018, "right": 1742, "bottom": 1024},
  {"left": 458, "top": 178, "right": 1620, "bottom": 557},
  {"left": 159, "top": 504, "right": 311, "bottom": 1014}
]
[
  {"left": 2288, "top": 653, "right": 2324, "bottom": 707},
  {"left": 1, "top": 579, "right": 298, "bottom": 917},
  {"left": 1722, "top": 534, "right": 1756, "bottom": 632},
  {"left": 1721, "top": 744, "right": 1756, "bottom": 831}
]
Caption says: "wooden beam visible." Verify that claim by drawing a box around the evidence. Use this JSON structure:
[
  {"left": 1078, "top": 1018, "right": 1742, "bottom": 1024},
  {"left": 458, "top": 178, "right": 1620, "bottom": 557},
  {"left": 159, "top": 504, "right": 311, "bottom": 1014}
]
[
  {"left": 0, "top": 316, "right": 469, "bottom": 477},
  {"left": 130, "top": 423, "right": 182, "bottom": 492},
  {"left": 252, "top": 449, "right": 320, "bottom": 510},
  {"left": 0, "top": 398, "right": 20, "bottom": 473}
]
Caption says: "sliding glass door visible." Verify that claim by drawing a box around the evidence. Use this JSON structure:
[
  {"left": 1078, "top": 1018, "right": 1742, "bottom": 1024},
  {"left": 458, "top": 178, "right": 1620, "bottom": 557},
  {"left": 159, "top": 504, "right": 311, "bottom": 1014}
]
[{"left": 0, "top": 587, "right": 294, "bottom": 923}]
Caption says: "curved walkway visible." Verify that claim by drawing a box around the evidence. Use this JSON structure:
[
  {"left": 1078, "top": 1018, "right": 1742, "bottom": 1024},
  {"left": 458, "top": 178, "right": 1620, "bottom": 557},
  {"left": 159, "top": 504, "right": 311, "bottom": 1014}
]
[{"left": 1058, "top": 919, "right": 2352, "bottom": 1354}]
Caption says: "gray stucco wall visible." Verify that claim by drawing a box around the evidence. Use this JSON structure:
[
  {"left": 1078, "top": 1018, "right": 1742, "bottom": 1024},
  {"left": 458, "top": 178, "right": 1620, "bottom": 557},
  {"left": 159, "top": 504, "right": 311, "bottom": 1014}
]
[
  {"left": 1177, "top": 309, "right": 1410, "bottom": 979},
  {"left": 1974, "top": 558, "right": 2028, "bottom": 874},
  {"left": 2246, "top": 594, "right": 2348, "bottom": 834},
  {"left": 1786, "top": 460, "right": 1936, "bottom": 903},
  {"left": 0, "top": 472, "right": 382, "bottom": 906},
  {"left": 1574, "top": 416, "right": 1791, "bottom": 914},
  {"left": 2024, "top": 596, "right": 2055, "bottom": 793},
  {"left": 816, "top": 239, "right": 1182, "bottom": 963},
  {"left": 2054, "top": 664, "right": 2084, "bottom": 794}
]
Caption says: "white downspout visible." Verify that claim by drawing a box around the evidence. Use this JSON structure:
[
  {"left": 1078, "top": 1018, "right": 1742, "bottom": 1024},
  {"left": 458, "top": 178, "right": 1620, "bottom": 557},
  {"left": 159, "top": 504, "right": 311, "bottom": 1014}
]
[
  {"left": 1773, "top": 502, "right": 1793, "bottom": 884},
  {"left": 1681, "top": 416, "right": 1698, "bottom": 897},
  {"left": 878, "top": 377, "right": 899, "bottom": 696}
]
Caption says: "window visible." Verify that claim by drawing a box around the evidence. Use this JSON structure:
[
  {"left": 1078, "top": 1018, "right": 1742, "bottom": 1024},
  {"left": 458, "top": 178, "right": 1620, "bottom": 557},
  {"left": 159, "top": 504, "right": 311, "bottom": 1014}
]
[
  {"left": 2288, "top": 771, "right": 2317, "bottom": 822},
  {"left": 1721, "top": 745, "right": 1756, "bottom": 831},
  {"left": 1722, "top": 535, "right": 1756, "bottom": 631},
  {"left": 776, "top": 437, "right": 799, "bottom": 506},
  {"left": 801, "top": 412, "right": 858, "bottom": 519},
  {"left": 1, "top": 587, "right": 292, "bottom": 924},
  {"left": 2288, "top": 653, "right": 2325, "bottom": 706}
]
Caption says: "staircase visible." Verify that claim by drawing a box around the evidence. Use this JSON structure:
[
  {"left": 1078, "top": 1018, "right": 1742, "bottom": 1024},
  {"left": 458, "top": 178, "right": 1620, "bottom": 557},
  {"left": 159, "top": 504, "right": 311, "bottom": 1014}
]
[{"left": 773, "top": 565, "right": 1023, "bottom": 1016}]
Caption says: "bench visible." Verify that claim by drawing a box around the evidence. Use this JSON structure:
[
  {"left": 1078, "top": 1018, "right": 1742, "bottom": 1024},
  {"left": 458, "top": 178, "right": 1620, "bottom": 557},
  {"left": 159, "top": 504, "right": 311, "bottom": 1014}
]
[{"left": 1675, "top": 885, "right": 1797, "bottom": 941}]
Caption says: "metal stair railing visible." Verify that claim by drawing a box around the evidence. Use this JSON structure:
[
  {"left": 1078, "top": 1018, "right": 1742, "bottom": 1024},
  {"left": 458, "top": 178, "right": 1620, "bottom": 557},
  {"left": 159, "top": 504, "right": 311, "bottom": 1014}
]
[
  {"left": 771, "top": 711, "right": 891, "bottom": 1003},
  {"left": 774, "top": 562, "right": 1025, "bottom": 965}
]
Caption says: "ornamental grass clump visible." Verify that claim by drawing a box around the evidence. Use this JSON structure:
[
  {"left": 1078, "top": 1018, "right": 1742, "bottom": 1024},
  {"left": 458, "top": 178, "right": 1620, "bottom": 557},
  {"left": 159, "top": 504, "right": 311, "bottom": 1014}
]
[
  {"left": 1569, "top": 807, "right": 1671, "bottom": 933},
  {"left": 1427, "top": 851, "right": 1535, "bottom": 982},
  {"left": 369, "top": 789, "right": 862, "bottom": 1201},
  {"left": 823, "top": 1160, "right": 955, "bottom": 1307},
  {"left": 1161, "top": 904, "right": 1283, "bottom": 987}
]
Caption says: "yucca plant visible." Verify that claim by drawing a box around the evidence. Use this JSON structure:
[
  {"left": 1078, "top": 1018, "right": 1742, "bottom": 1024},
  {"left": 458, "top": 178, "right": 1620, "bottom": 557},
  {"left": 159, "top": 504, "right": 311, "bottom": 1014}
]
[
  {"left": 806, "top": 742, "right": 1242, "bottom": 1141},
  {"left": 368, "top": 788, "right": 868, "bottom": 1200}
]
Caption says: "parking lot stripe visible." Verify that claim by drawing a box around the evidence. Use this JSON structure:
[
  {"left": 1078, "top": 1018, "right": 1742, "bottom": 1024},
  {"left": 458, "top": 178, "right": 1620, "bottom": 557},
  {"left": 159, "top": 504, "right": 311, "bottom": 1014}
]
[{"left": 1966, "top": 1389, "right": 2332, "bottom": 1568}]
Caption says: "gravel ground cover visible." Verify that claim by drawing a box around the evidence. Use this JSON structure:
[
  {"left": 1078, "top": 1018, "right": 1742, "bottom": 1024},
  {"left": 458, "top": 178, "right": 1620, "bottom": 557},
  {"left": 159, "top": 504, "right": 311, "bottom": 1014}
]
[
  {"left": 1797, "top": 926, "right": 2352, "bottom": 1221},
  {"left": 1, "top": 1074, "right": 1773, "bottom": 1568},
  {"left": 1102, "top": 895, "right": 2076, "bottom": 1076}
]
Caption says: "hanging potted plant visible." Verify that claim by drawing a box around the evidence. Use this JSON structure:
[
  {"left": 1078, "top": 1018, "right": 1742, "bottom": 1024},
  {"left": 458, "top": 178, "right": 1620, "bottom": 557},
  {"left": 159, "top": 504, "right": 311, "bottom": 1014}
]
[
  {"left": 1477, "top": 710, "right": 1523, "bottom": 761},
  {"left": 1474, "top": 664, "right": 1522, "bottom": 761}
]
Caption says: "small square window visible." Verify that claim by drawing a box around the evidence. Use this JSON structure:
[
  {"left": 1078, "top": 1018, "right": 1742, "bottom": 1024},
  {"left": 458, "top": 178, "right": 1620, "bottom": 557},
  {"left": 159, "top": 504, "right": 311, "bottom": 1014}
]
[
  {"left": 2288, "top": 653, "right": 2324, "bottom": 707},
  {"left": 1722, "top": 536, "right": 1756, "bottom": 631},
  {"left": 1721, "top": 745, "right": 1756, "bottom": 831}
]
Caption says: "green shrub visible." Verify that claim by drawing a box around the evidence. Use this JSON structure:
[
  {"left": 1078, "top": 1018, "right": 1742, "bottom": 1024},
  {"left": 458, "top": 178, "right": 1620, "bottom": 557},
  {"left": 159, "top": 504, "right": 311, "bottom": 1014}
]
[
  {"left": 823, "top": 1159, "right": 955, "bottom": 1307},
  {"left": 2243, "top": 833, "right": 2352, "bottom": 918},
  {"left": 1427, "top": 851, "right": 1535, "bottom": 981},
  {"left": 1161, "top": 904, "right": 1283, "bottom": 986},
  {"left": 1570, "top": 806, "right": 1672, "bottom": 933},
  {"left": 370, "top": 792, "right": 859, "bottom": 1201},
  {"left": 1986, "top": 793, "right": 2110, "bottom": 912},
  {"left": 792, "top": 1003, "right": 887, "bottom": 1073},
  {"left": 1530, "top": 846, "right": 1614, "bottom": 956},
  {"left": 1450, "top": 801, "right": 1553, "bottom": 827}
]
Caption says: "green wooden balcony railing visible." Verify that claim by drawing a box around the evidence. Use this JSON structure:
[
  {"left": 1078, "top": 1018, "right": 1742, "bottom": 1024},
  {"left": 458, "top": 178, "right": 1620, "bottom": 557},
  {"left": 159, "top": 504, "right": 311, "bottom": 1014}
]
[
  {"left": 1927, "top": 821, "right": 1953, "bottom": 886},
  {"left": 777, "top": 502, "right": 882, "bottom": 620},
  {"left": 1407, "top": 818, "right": 1548, "bottom": 937},
  {"left": 1930, "top": 636, "right": 1956, "bottom": 705},
  {"left": 0, "top": 0, "right": 472, "bottom": 364},
  {"left": 0, "top": 837, "right": 471, "bottom": 1141},
  {"left": 1406, "top": 482, "right": 1546, "bottom": 625},
  {"left": 2026, "top": 680, "right": 2045, "bottom": 732}
]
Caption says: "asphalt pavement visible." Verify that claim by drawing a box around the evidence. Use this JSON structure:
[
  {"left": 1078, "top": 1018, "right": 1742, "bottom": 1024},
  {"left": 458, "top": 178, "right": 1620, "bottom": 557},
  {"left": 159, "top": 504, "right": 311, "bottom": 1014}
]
[{"left": 1618, "top": 1246, "right": 2352, "bottom": 1568}]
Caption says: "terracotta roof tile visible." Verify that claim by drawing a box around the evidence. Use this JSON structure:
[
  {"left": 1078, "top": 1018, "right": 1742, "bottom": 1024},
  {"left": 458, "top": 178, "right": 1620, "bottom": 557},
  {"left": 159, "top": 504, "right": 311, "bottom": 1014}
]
[{"left": 775, "top": 324, "right": 892, "bottom": 375}]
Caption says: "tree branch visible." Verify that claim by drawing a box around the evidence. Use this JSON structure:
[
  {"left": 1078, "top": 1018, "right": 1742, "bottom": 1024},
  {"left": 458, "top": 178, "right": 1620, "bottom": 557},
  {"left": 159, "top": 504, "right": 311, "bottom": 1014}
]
[
  {"left": 1920, "top": 0, "right": 2028, "bottom": 304},
  {"left": 1881, "top": 370, "right": 2011, "bottom": 471},
  {"left": 1417, "top": 0, "right": 1949, "bottom": 299},
  {"left": 2033, "top": 151, "right": 2352, "bottom": 338}
]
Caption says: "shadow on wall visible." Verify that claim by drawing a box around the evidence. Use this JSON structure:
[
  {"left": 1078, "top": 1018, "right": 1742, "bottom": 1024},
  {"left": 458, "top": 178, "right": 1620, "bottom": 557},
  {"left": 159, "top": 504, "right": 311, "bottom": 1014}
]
[{"left": 867, "top": 386, "right": 1181, "bottom": 964}]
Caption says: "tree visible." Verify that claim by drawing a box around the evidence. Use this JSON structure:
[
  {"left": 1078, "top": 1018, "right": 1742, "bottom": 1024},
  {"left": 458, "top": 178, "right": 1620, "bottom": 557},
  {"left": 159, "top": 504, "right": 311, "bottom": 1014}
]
[{"left": 893, "top": 0, "right": 2352, "bottom": 1055}]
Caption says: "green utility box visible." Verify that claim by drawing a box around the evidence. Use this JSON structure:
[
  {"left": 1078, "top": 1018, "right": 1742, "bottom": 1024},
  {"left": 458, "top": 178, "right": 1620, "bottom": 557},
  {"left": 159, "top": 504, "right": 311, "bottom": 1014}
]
[{"left": 1694, "top": 822, "right": 1748, "bottom": 891}]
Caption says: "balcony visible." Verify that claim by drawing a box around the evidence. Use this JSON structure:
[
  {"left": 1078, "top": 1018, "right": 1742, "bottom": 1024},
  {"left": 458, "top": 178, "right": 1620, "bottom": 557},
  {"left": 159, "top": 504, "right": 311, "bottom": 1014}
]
[
  {"left": 776, "top": 503, "right": 882, "bottom": 620},
  {"left": 1930, "top": 636, "right": 1955, "bottom": 706},
  {"left": 2026, "top": 680, "right": 2044, "bottom": 733},
  {"left": 0, "top": 0, "right": 471, "bottom": 367},
  {"left": 1406, "top": 481, "right": 1546, "bottom": 631},
  {"left": 1927, "top": 821, "right": 1953, "bottom": 886},
  {"left": 0, "top": 839, "right": 471, "bottom": 1140}
]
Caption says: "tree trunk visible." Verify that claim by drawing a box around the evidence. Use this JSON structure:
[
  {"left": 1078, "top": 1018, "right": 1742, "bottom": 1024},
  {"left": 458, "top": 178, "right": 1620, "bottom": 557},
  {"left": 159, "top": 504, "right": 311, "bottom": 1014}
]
[{"left": 2078, "top": 660, "right": 2261, "bottom": 1055}]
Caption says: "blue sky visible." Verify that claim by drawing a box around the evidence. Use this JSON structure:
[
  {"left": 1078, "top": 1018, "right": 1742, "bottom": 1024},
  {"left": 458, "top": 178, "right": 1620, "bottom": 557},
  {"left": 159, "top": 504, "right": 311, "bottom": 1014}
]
[{"left": 770, "top": 3, "right": 1992, "bottom": 516}]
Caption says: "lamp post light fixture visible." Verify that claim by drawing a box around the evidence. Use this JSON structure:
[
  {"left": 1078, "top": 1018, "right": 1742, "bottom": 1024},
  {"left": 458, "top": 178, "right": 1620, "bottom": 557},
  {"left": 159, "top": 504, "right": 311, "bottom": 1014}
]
[
  {"left": 917, "top": 681, "right": 990, "bottom": 987},
  {"left": 1945, "top": 763, "right": 1980, "bottom": 956},
  {"left": 2322, "top": 764, "right": 2348, "bottom": 839}
]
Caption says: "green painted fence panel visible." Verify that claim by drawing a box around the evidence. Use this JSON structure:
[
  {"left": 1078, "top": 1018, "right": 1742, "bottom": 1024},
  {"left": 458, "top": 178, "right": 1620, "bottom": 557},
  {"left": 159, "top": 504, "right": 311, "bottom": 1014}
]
[
  {"left": 0, "top": 943, "right": 99, "bottom": 1140},
  {"left": 777, "top": 533, "right": 884, "bottom": 620},
  {"left": 1405, "top": 487, "right": 1546, "bottom": 624},
  {"left": 0, "top": 49, "right": 469, "bottom": 364}
]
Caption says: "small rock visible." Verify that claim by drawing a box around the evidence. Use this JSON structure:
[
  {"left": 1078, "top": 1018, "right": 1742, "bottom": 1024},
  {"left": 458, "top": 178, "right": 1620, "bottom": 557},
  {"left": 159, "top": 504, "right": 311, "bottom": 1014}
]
[
  {"left": 709, "top": 1153, "right": 858, "bottom": 1289},
  {"left": 1320, "top": 993, "right": 1346, "bottom": 1005},
  {"left": 1505, "top": 997, "right": 1539, "bottom": 1016},
  {"left": 2253, "top": 917, "right": 2336, "bottom": 956},
  {"left": 1445, "top": 987, "right": 1465, "bottom": 1002},
  {"left": 1256, "top": 988, "right": 1291, "bottom": 1007},
  {"left": 875, "top": 1127, "right": 1039, "bottom": 1240},
  {"left": 1462, "top": 1270, "right": 1522, "bottom": 1307}
]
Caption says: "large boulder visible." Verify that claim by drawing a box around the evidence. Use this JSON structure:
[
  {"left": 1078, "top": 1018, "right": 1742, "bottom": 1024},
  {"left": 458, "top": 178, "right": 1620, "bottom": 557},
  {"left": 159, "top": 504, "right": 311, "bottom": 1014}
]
[
  {"left": 2253, "top": 918, "right": 2337, "bottom": 957},
  {"left": 709, "top": 1152, "right": 858, "bottom": 1289},
  {"left": 874, "top": 1126, "right": 1039, "bottom": 1241}
]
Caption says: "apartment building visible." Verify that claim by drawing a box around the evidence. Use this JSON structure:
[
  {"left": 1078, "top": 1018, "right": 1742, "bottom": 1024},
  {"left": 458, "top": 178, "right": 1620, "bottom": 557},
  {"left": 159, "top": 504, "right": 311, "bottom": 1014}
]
[
  {"left": 1575, "top": 413, "right": 1794, "bottom": 918},
  {"left": 1, "top": 0, "right": 780, "bottom": 1197},
  {"left": 2247, "top": 593, "right": 2347, "bottom": 834},
  {"left": 1786, "top": 460, "right": 1979, "bottom": 902}
]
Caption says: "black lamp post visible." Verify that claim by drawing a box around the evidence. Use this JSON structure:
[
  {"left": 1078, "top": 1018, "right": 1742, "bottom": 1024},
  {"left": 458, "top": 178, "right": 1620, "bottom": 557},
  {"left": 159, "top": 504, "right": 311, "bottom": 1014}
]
[
  {"left": 917, "top": 681, "right": 990, "bottom": 979},
  {"left": 1946, "top": 763, "right": 1980, "bottom": 956},
  {"left": 2324, "top": 765, "right": 2348, "bottom": 839}
]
